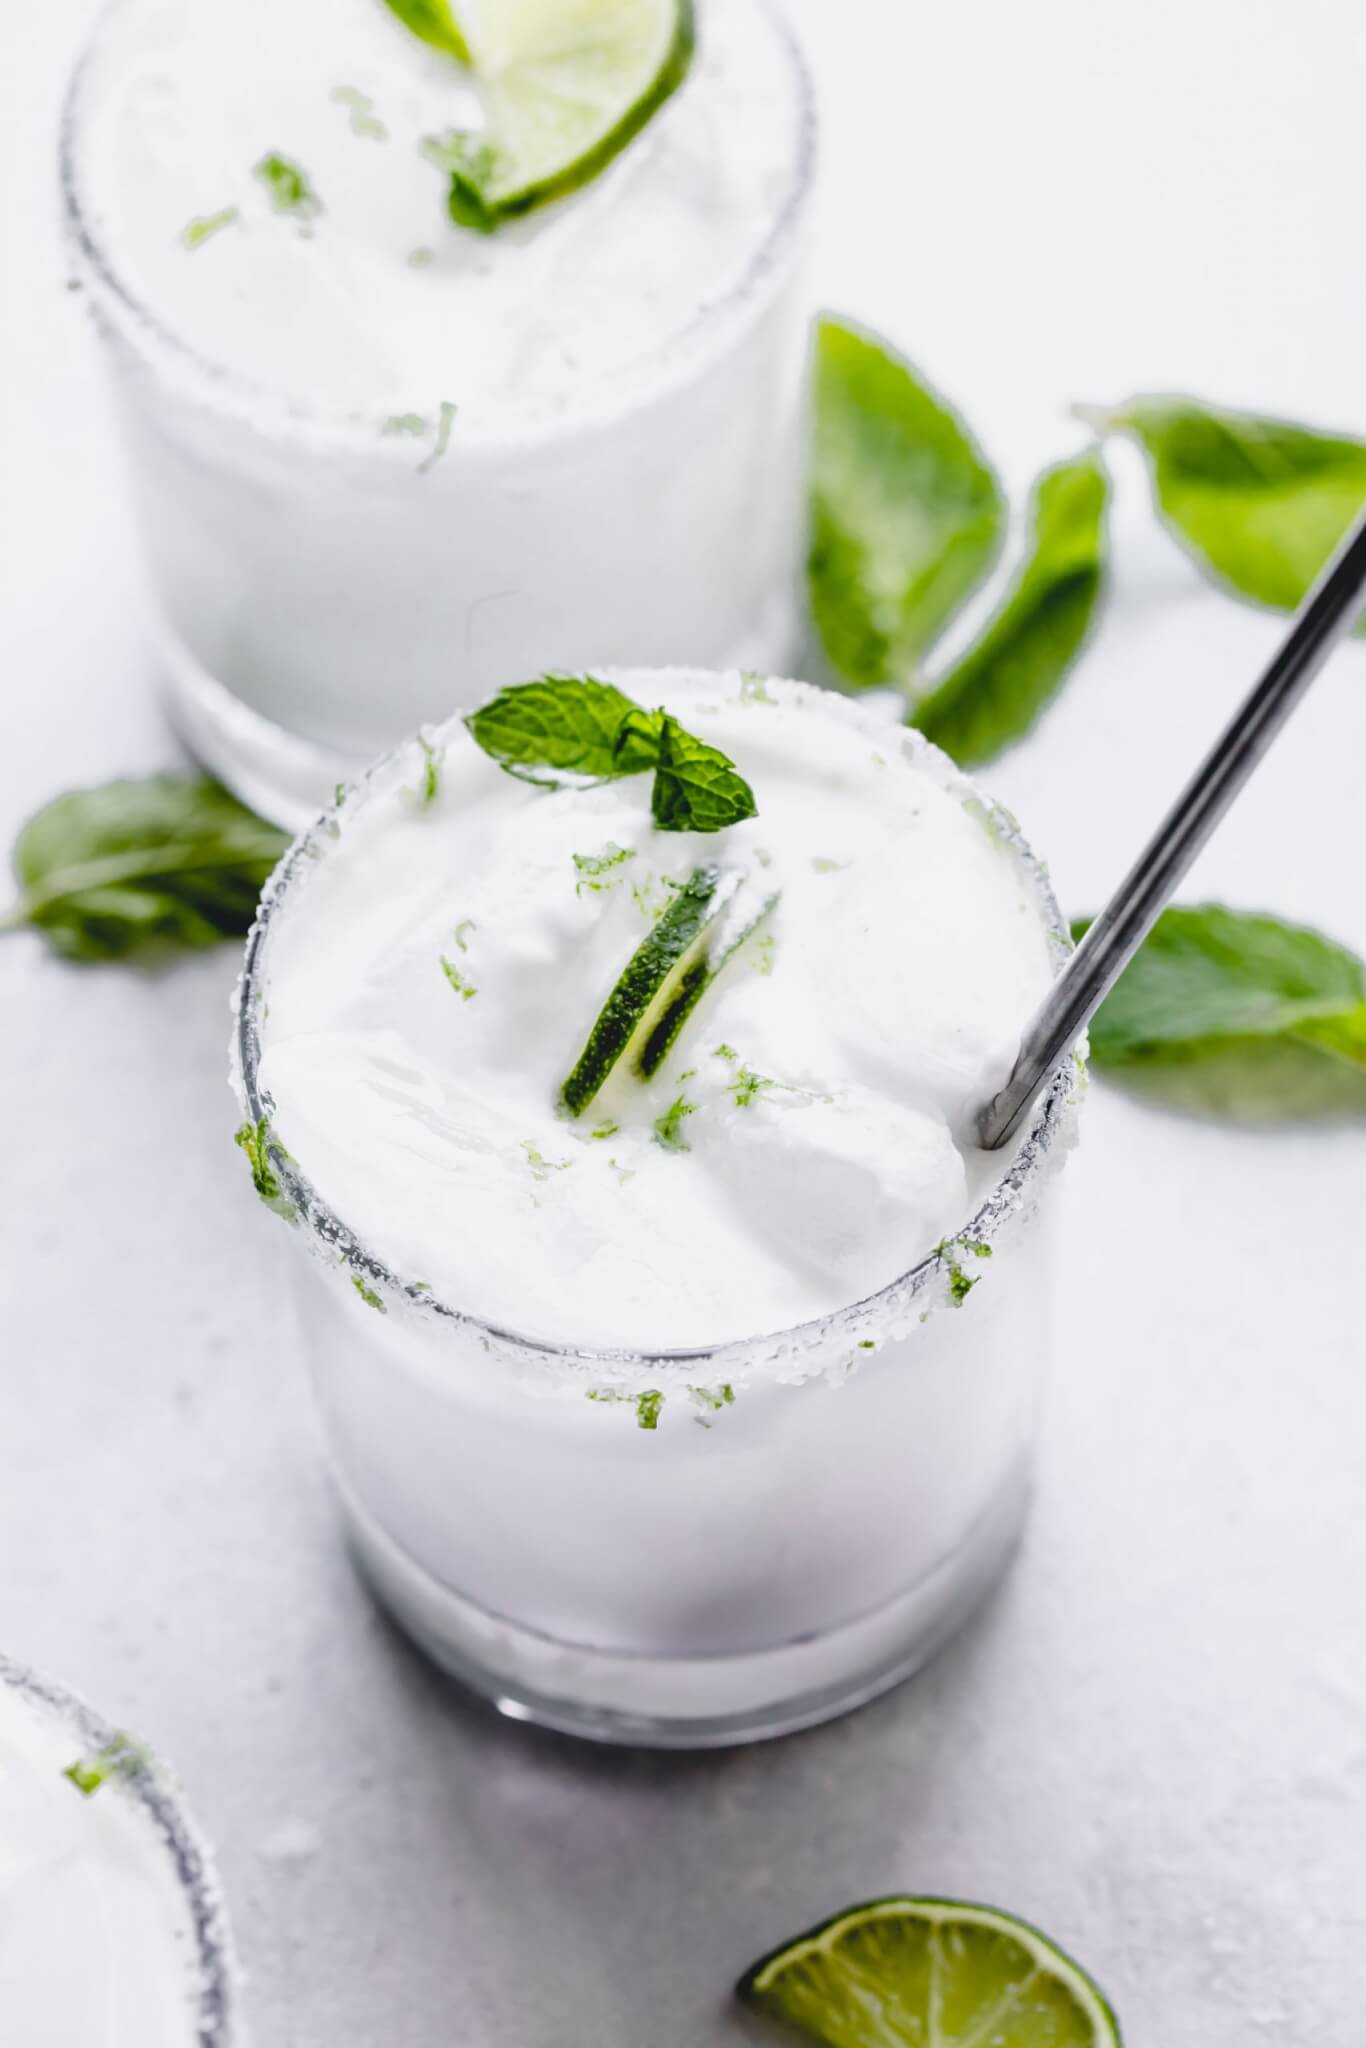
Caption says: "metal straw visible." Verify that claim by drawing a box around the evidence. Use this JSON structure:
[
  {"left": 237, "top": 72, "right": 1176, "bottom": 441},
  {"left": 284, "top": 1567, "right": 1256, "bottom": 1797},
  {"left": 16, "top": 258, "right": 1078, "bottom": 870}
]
[{"left": 977, "top": 502, "right": 1366, "bottom": 1151}]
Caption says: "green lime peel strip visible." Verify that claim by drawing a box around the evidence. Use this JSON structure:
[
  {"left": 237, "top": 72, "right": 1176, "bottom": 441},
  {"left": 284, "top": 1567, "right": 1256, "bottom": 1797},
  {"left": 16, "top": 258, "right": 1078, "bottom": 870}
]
[
  {"left": 561, "top": 864, "right": 765, "bottom": 1122},
  {"left": 637, "top": 878, "right": 780, "bottom": 1078},
  {"left": 739, "top": 1895, "right": 1122, "bottom": 2048}
]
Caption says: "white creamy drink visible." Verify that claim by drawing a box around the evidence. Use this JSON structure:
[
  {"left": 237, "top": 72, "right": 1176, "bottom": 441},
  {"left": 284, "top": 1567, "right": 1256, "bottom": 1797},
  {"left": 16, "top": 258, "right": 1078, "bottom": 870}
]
[
  {"left": 62, "top": 0, "right": 814, "bottom": 826},
  {"left": 0, "top": 1657, "right": 240, "bottom": 2046},
  {"left": 234, "top": 671, "right": 1080, "bottom": 1744}
]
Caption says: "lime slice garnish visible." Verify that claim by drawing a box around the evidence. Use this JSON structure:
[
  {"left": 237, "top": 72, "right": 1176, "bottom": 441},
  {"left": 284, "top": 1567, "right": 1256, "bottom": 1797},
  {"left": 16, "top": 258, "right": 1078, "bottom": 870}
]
[
  {"left": 636, "top": 878, "right": 778, "bottom": 1078},
  {"left": 562, "top": 862, "right": 733, "bottom": 1116},
  {"left": 431, "top": 0, "right": 695, "bottom": 227},
  {"left": 738, "top": 1897, "right": 1123, "bottom": 2048}
]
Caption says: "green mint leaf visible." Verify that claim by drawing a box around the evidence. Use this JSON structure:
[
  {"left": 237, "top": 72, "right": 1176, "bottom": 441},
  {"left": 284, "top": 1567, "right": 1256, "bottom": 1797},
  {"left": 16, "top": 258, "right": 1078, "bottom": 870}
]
[
  {"left": 809, "top": 316, "right": 1006, "bottom": 690},
  {"left": 635, "top": 1389, "right": 664, "bottom": 1430},
  {"left": 64, "top": 1734, "right": 146, "bottom": 1798},
  {"left": 378, "top": 0, "right": 472, "bottom": 63},
  {"left": 4, "top": 777, "right": 287, "bottom": 963},
  {"left": 612, "top": 705, "right": 667, "bottom": 774},
  {"left": 466, "top": 675, "right": 647, "bottom": 786},
  {"left": 181, "top": 207, "right": 239, "bottom": 250},
  {"left": 466, "top": 678, "right": 757, "bottom": 829},
  {"left": 911, "top": 448, "right": 1109, "bottom": 768},
  {"left": 651, "top": 716, "right": 757, "bottom": 834},
  {"left": 1091, "top": 394, "right": 1366, "bottom": 628},
  {"left": 253, "top": 152, "right": 322, "bottom": 222},
  {"left": 1078, "top": 905, "right": 1366, "bottom": 1119}
]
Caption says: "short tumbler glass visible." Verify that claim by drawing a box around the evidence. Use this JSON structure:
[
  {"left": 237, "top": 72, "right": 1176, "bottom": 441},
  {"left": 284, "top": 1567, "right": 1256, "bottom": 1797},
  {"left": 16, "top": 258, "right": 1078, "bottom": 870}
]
[
  {"left": 233, "top": 768, "right": 1079, "bottom": 1749},
  {"left": 60, "top": 0, "right": 817, "bottom": 829}
]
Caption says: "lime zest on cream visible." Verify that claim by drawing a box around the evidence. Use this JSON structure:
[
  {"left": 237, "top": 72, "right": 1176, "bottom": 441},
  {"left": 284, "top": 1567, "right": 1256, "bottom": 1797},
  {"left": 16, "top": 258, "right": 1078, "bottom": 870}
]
[
  {"left": 440, "top": 956, "right": 477, "bottom": 999},
  {"left": 253, "top": 151, "right": 322, "bottom": 223},
  {"left": 64, "top": 1734, "right": 146, "bottom": 1797},
  {"left": 181, "top": 206, "right": 239, "bottom": 249},
  {"left": 330, "top": 85, "right": 389, "bottom": 140}
]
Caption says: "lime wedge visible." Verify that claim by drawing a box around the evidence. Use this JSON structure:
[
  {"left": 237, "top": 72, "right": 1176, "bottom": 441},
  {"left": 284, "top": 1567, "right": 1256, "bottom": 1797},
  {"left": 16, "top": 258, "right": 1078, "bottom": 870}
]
[
  {"left": 562, "top": 863, "right": 736, "bottom": 1116},
  {"left": 435, "top": 0, "right": 695, "bottom": 226},
  {"left": 739, "top": 1898, "right": 1122, "bottom": 2048}
]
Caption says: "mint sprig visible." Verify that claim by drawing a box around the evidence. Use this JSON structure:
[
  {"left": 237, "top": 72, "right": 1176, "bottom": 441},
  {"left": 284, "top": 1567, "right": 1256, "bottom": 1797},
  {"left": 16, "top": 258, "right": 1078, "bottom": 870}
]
[{"left": 465, "top": 676, "right": 757, "bottom": 833}]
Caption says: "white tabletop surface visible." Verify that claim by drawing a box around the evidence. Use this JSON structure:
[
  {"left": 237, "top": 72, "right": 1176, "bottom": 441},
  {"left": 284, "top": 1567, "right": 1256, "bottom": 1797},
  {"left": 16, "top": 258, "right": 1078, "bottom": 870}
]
[{"left": 3, "top": 2, "right": 1365, "bottom": 2043}]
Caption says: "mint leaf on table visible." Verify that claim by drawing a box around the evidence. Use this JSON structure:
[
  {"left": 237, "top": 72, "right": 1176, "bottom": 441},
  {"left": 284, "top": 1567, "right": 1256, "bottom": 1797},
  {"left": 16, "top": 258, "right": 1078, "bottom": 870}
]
[
  {"left": 809, "top": 315, "right": 1006, "bottom": 691},
  {"left": 1086, "top": 394, "right": 1366, "bottom": 627},
  {"left": 2, "top": 777, "right": 288, "bottom": 963},
  {"left": 465, "top": 676, "right": 757, "bottom": 832},
  {"left": 378, "top": 0, "right": 472, "bottom": 63},
  {"left": 911, "top": 448, "right": 1109, "bottom": 768},
  {"left": 1078, "top": 904, "right": 1366, "bottom": 1118},
  {"left": 651, "top": 716, "right": 757, "bottom": 833}
]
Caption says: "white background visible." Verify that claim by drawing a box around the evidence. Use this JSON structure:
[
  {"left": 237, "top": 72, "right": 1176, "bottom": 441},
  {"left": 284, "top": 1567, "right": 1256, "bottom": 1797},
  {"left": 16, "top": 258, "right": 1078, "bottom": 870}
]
[{"left": 3, "top": 2, "right": 1366, "bottom": 2042}]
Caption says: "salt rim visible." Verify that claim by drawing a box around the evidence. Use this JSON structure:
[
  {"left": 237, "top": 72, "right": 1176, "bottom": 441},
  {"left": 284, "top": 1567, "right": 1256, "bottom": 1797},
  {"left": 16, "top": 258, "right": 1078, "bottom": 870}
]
[
  {"left": 0, "top": 1651, "right": 243, "bottom": 2048},
  {"left": 58, "top": 0, "right": 817, "bottom": 456},
  {"left": 231, "top": 669, "right": 1083, "bottom": 1394}
]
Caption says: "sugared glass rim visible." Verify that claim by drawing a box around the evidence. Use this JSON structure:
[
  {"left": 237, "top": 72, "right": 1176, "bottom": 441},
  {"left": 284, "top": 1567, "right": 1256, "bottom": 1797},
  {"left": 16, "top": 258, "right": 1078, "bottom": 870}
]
[
  {"left": 233, "top": 671, "right": 1081, "bottom": 1386},
  {"left": 0, "top": 1651, "right": 242, "bottom": 2048},
  {"left": 58, "top": 0, "right": 817, "bottom": 455}
]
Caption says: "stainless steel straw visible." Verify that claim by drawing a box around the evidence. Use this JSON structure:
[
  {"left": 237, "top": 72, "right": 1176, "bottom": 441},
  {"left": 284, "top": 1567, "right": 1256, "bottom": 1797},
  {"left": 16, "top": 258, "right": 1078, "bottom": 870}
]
[{"left": 977, "top": 503, "right": 1366, "bottom": 1151}]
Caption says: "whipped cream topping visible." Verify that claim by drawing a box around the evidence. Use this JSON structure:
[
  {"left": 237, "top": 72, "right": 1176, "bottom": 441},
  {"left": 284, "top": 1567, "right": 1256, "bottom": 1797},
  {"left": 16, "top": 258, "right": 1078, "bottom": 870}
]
[
  {"left": 252, "top": 671, "right": 1056, "bottom": 1349},
  {"left": 69, "top": 0, "right": 807, "bottom": 421}
]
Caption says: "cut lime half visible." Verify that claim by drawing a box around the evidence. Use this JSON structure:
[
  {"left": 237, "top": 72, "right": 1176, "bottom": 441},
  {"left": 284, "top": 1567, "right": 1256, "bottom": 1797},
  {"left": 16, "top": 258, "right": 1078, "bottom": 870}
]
[
  {"left": 433, "top": 0, "right": 695, "bottom": 226},
  {"left": 739, "top": 1897, "right": 1122, "bottom": 2048}
]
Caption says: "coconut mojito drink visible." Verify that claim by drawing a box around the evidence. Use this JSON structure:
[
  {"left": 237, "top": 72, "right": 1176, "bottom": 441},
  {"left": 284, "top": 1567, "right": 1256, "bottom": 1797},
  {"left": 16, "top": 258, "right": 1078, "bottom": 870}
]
[
  {"left": 0, "top": 1656, "right": 240, "bottom": 2046},
  {"left": 62, "top": 0, "right": 814, "bottom": 825},
  {"left": 234, "top": 671, "right": 1078, "bottom": 1742}
]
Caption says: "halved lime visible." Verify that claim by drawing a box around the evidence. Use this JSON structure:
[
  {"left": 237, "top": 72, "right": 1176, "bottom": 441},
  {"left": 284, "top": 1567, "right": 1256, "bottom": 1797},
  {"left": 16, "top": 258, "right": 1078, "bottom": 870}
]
[
  {"left": 561, "top": 863, "right": 725, "bottom": 1116},
  {"left": 434, "top": 0, "right": 695, "bottom": 226},
  {"left": 738, "top": 1897, "right": 1122, "bottom": 2048}
]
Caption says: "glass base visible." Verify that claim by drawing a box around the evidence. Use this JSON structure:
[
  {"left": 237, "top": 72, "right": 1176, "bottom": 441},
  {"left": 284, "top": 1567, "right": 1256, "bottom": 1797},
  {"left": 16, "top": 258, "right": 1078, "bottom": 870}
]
[
  {"left": 337, "top": 1462, "right": 1032, "bottom": 1749},
  {"left": 159, "top": 630, "right": 370, "bottom": 834}
]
